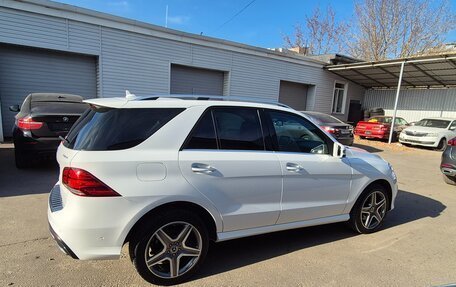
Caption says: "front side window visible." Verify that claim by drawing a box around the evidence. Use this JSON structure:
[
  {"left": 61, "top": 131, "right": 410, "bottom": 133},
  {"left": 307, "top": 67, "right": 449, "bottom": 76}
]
[
  {"left": 213, "top": 107, "right": 265, "bottom": 151},
  {"left": 267, "top": 110, "right": 328, "bottom": 154},
  {"left": 332, "top": 82, "right": 346, "bottom": 114}
]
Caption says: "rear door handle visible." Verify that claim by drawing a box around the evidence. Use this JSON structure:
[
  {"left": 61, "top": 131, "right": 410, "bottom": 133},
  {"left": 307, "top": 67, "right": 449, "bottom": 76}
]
[
  {"left": 191, "top": 163, "right": 216, "bottom": 174},
  {"left": 286, "top": 162, "right": 303, "bottom": 172}
]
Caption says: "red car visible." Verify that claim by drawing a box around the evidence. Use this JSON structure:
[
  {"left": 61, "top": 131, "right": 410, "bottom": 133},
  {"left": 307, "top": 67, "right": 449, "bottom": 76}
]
[{"left": 355, "top": 116, "right": 409, "bottom": 141}]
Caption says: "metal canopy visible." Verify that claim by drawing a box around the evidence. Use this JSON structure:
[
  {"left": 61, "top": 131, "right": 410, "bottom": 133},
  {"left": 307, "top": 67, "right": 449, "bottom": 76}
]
[{"left": 327, "top": 53, "right": 456, "bottom": 89}]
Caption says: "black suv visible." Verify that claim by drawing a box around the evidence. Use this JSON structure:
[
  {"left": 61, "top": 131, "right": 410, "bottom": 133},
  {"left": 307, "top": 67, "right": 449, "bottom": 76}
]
[{"left": 9, "top": 93, "right": 87, "bottom": 168}]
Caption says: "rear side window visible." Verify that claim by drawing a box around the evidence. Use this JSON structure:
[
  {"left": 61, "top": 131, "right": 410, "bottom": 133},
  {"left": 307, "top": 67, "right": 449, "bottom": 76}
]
[
  {"left": 213, "top": 107, "right": 265, "bottom": 151},
  {"left": 184, "top": 111, "right": 218, "bottom": 149},
  {"left": 64, "top": 107, "right": 184, "bottom": 150}
]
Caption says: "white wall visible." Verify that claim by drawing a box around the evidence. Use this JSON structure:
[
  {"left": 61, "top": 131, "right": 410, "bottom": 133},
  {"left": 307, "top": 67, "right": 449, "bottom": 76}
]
[{"left": 364, "top": 88, "right": 456, "bottom": 122}]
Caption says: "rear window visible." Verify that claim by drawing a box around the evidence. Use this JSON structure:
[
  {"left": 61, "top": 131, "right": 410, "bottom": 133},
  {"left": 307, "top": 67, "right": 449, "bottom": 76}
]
[
  {"left": 305, "top": 113, "right": 344, "bottom": 124},
  {"left": 64, "top": 107, "right": 184, "bottom": 150},
  {"left": 31, "top": 102, "right": 88, "bottom": 115}
]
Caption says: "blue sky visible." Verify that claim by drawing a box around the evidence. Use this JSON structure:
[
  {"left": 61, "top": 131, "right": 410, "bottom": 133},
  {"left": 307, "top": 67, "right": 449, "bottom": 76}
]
[{"left": 56, "top": 0, "right": 455, "bottom": 50}]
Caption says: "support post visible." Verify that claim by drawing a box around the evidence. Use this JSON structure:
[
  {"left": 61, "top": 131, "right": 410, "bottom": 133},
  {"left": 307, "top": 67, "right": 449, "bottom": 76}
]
[{"left": 388, "top": 61, "right": 405, "bottom": 144}]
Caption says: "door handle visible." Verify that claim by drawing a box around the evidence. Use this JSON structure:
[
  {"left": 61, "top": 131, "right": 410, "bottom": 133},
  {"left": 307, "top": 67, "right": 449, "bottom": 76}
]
[
  {"left": 286, "top": 162, "right": 303, "bottom": 172},
  {"left": 191, "top": 163, "right": 216, "bottom": 174}
]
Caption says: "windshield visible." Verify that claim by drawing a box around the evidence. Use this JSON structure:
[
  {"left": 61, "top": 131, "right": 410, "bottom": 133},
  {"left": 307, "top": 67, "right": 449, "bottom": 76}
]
[{"left": 415, "top": 119, "right": 451, "bottom": 129}]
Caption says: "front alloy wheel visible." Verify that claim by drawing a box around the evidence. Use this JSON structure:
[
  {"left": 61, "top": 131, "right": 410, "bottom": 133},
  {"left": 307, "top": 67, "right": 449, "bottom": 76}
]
[
  {"left": 349, "top": 184, "right": 389, "bottom": 234},
  {"left": 131, "top": 210, "right": 209, "bottom": 286},
  {"left": 360, "top": 191, "right": 387, "bottom": 230}
]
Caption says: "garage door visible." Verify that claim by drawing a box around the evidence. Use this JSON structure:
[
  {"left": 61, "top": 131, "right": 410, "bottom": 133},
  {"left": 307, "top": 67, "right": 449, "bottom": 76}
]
[
  {"left": 279, "top": 80, "right": 308, "bottom": 111},
  {"left": 0, "top": 45, "right": 97, "bottom": 137},
  {"left": 170, "top": 64, "right": 224, "bottom": 96}
]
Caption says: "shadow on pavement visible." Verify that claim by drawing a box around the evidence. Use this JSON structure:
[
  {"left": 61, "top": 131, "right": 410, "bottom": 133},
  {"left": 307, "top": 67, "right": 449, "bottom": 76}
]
[
  {"left": 196, "top": 189, "right": 445, "bottom": 280},
  {"left": 352, "top": 143, "right": 383, "bottom": 153},
  {"left": 0, "top": 145, "right": 58, "bottom": 197}
]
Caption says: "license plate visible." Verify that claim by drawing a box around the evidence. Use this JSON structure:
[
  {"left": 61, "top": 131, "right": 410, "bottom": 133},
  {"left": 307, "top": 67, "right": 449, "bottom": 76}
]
[
  {"left": 340, "top": 130, "right": 350, "bottom": 134},
  {"left": 365, "top": 131, "right": 371, "bottom": 135}
]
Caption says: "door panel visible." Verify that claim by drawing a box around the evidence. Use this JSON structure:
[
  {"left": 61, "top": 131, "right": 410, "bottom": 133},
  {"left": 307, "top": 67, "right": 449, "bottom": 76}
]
[
  {"left": 264, "top": 109, "right": 352, "bottom": 224},
  {"left": 275, "top": 153, "right": 352, "bottom": 224},
  {"left": 179, "top": 150, "right": 282, "bottom": 231}
]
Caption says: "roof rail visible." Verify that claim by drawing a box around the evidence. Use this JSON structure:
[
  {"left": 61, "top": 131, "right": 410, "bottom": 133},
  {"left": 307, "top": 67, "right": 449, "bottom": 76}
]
[{"left": 130, "top": 94, "right": 292, "bottom": 109}]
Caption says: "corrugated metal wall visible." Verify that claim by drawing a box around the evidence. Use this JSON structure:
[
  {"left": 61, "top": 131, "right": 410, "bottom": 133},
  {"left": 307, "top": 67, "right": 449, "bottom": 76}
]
[
  {"left": 170, "top": 64, "right": 224, "bottom": 95},
  {"left": 0, "top": 5, "right": 365, "bottom": 122},
  {"left": 364, "top": 89, "right": 456, "bottom": 122},
  {"left": 0, "top": 45, "right": 97, "bottom": 136}
]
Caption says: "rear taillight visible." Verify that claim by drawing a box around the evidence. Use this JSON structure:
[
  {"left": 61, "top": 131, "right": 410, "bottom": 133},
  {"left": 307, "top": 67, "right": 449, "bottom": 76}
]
[
  {"left": 62, "top": 167, "right": 120, "bottom": 197},
  {"left": 17, "top": 116, "right": 43, "bottom": 131},
  {"left": 322, "top": 126, "right": 336, "bottom": 134},
  {"left": 448, "top": 138, "right": 456, "bottom": 146}
]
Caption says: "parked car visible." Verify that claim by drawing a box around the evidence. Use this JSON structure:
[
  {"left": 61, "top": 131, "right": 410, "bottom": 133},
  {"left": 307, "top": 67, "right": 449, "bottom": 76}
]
[
  {"left": 399, "top": 118, "right": 456, "bottom": 151},
  {"left": 9, "top": 93, "right": 87, "bottom": 168},
  {"left": 354, "top": 116, "right": 408, "bottom": 141},
  {"left": 48, "top": 95, "right": 398, "bottom": 285},
  {"left": 301, "top": 111, "right": 354, "bottom": 145},
  {"left": 441, "top": 137, "right": 456, "bottom": 185}
]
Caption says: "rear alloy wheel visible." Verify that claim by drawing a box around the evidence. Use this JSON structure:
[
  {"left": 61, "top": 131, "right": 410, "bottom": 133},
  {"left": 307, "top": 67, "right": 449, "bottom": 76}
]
[
  {"left": 443, "top": 175, "right": 456, "bottom": 185},
  {"left": 437, "top": 138, "right": 447, "bottom": 151},
  {"left": 14, "top": 149, "right": 30, "bottom": 169},
  {"left": 131, "top": 211, "right": 209, "bottom": 285},
  {"left": 349, "top": 184, "right": 389, "bottom": 234}
]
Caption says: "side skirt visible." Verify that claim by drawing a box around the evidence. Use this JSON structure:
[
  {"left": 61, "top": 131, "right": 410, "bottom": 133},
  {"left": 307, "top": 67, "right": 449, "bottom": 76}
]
[{"left": 216, "top": 214, "right": 350, "bottom": 242}]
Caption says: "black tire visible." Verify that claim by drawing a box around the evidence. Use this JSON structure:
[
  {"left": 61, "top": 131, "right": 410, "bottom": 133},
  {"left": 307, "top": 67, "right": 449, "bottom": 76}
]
[
  {"left": 349, "top": 184, "right": 390, "bottom": 234},
  {"left": 443, "top": 175, "right": 456, "bottom": 185},
  {"left": 15, "top": 149, "right": 30, "bottom": 169},
  {"left": 436, "top": 138, "right": 447, "bottom": 151},
  {"left": 130, "top": 210, "right": 209, "bottom": 286}
]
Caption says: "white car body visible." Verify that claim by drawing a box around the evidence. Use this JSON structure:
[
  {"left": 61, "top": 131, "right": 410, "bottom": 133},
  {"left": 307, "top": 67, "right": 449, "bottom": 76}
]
[
  {"left": 48, "top": 96, "right": 398, "bottom": 261},
  {"left": 399, "top": 117, "right": 456, "bottom": 148}
]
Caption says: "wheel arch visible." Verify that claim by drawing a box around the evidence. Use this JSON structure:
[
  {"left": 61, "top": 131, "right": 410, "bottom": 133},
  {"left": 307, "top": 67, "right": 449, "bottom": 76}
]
[
  {"left": 355, "top": 179, "right": 393, "bottom": 211},
  {"left": 124, "top": 201, "right": 219, "bottom": 245}
]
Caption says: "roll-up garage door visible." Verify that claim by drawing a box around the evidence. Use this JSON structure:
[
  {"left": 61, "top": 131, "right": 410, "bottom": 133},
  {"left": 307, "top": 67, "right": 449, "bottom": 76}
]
[
  {"left": 0, "top": 44, "right": 97, "bottom": 137},
  {"left": 170, "top": 64, "right": 224, "bottom": 96},
  {"left": 279, "top": 80, "right": 309, "bottom": 111}
]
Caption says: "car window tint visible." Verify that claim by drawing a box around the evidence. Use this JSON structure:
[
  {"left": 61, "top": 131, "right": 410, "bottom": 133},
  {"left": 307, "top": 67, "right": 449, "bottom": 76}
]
[
  {"left": 268, "top": 111, "right": 328, "bottom": 154},
  {"left": 64, "top": 108, "right": 184, "bottom": 151},
  {"left": 184, "top": 111, "right": 218, "bottom": 149},
  {"left": 213, "top": 107, "right": 265, "bottom": 151}
]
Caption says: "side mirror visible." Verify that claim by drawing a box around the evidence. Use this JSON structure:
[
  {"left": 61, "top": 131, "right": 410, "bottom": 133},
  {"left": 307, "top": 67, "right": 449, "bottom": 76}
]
[
  {"left": 333, "top": 142, "right": 346, "bottom": 158},
  {"left": 9, "top": 105, "right": 20, "bottom": 112}
]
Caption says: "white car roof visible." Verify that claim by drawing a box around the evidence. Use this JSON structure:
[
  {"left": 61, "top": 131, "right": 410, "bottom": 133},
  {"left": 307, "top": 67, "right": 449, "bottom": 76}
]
[
  {"left": 420, "top": 117, "right": 456, "bottom": 121},
  {"left": 84, "top": 95, "right": 295, "bottom": 112}
]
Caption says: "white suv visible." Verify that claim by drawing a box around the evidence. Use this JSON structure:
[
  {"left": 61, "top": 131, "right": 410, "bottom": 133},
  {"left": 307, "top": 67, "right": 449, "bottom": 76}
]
[{"left": 48, "top": 95, "right": 398, "bottom": 285}]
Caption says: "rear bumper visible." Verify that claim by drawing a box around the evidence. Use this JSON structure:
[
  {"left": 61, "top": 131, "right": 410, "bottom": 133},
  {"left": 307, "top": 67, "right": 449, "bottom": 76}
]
[
  {"left": 49, "top": 223, "right": 79, "bottom": 259},
  {"left": 47, "top": 183, "right": 158, "bottom": 260},
  {"left": 13, "top": 128, "right": 60, "bottom": 153},
  {"left": 337, "top": 137, "right": 354, "bottom": 146},
  {"left": 355, "top": 130, "right": 387, "bottom": 139}
]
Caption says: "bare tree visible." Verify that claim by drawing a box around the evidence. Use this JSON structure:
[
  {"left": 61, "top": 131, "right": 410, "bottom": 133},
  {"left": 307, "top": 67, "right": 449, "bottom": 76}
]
[
  {"left": 284, "top": 6, "right": 349, "bottom": 55},
  {"left": 348, "top": 0, "right": 456, "bottom": 60}
]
